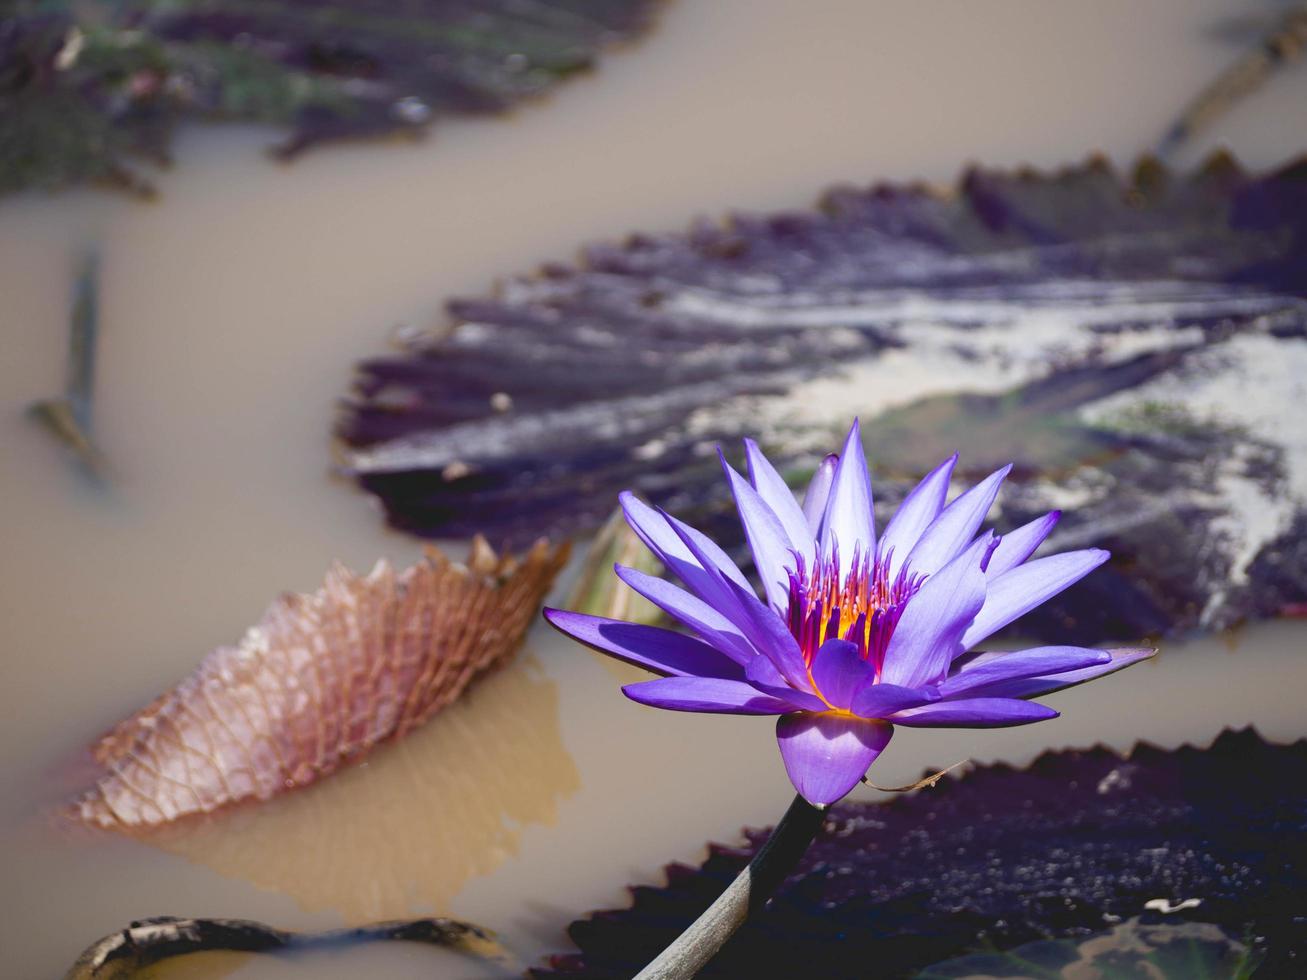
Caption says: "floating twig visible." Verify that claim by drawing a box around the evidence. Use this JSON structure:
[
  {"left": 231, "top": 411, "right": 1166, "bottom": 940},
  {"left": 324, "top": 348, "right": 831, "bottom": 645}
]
[
  {"left": 27, "top": 251, "right": 107, "bottom": 480},
  {"left": 71, "top": 539, "right": 570, "bottom": 828},
  {"left": 863, "top": 759, "right": 969, "bottom": 793},
  {"left": 1160, "top": 4, "right": 1307, "bottom": 157}
]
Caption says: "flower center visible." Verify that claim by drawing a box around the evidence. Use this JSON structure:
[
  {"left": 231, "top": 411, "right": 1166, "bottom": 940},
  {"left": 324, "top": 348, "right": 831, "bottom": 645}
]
[{"left": 785, "top": 543, "right": 924, "bottom": 678}]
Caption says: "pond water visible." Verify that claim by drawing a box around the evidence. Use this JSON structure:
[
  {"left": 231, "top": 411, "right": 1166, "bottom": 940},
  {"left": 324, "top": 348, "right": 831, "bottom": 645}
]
[{"left": 2, "top": 1, "right": 1305, "bottom": 977}]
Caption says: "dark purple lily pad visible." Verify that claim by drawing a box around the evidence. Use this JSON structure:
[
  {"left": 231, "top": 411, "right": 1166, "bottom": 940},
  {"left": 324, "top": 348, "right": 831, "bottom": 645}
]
[
  {"left": 338, "top": 153, "right": 1307, "bottom": 643},
  {"left": 0, "top": 0, "right": 660, "bottom": 196},
  {"left": 533, "top": 728, "right": 1307, "bottom": 979}
]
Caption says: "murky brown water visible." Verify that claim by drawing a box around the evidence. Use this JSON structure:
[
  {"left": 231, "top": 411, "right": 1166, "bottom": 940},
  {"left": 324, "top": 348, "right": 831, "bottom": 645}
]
[{"left": 3, "top": 1, "right": 1305, "bottom": 977}]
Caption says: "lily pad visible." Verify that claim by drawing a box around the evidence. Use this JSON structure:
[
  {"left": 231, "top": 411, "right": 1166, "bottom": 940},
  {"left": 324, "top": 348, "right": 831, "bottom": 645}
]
[
  {"left": 338, "top": 154, "right": 1307, "bottom": 642},
  {"left": 0, "top": 0, "right": 661, "bottom": 196},
  {"left": 534, "top": 729, "right": 1307, "bottom": 978}
]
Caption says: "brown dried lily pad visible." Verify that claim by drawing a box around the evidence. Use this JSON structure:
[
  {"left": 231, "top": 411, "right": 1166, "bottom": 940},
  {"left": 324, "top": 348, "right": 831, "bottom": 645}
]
[
  {"left": 70, "top": 537, "right": 569, "bottom": 828},
  {"left": 143, "top": 655, "right": 580, "bottom": 922}
]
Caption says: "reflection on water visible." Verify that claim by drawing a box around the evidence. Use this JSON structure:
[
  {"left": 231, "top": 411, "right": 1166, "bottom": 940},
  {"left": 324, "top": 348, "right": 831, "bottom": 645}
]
[
  {"left": 140, "top": 654, "right": 578, "bottom": 922},
  {"left": 140, "top": 943, "right": 512, "bottom": 979},
  {"left": 142, "top": 950, "right": 254, "bottom": 980}
]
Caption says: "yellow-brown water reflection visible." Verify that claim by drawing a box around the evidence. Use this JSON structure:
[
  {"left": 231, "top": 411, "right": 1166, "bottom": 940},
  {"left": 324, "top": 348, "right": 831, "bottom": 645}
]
[
  {"left": 141, "top": 950, "right": 254, "bottom": 979},
  {"left": 138, "top": 944, "right": 511, "bottom": 979},
  {"left": 140, "top": 654, "right": 578, "bottom": 922}
]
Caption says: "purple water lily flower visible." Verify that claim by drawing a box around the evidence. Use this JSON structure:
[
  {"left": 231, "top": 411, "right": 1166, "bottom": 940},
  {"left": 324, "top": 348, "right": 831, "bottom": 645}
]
[{"left": 544, "top": 421, "right": 1154, "bottom": 807}]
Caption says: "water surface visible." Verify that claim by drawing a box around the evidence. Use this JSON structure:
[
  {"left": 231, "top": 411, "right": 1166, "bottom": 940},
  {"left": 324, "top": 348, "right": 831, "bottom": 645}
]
[{"left": 2, "top": 1, "right": 1305, "bottom": 976}]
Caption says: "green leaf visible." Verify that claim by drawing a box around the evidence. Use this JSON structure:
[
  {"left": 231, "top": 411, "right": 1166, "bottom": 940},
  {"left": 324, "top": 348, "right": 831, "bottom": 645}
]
[{"left": 917, "top": 918, "right": 1263, "bottom": 980}]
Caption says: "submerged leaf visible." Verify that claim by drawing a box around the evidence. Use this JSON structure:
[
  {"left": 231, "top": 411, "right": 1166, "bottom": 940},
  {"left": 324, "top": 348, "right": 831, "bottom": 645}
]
[
  {"left": 339, "top": 154, "right": 1307, "bottom": 642},
  {"left": 0, "top": 0, "right": 662, "bottom": 196},
  {"left": 535, "top": 729, "right": 1307, "bottom": 978},
  {"left": 63, "top": 914, "right": 503, "bottom": 979},
  {"left": 71, "top": 538, "right": 568, "bottom": 828},
  {"left": 27, "top": 252, "right": 107, "bottom": 481}
]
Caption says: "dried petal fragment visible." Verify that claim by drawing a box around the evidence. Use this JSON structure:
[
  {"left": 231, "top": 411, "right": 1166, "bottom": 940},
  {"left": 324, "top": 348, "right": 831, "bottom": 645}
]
[{"left": 73, "top": 538, "right": 568, "bottom": 828}]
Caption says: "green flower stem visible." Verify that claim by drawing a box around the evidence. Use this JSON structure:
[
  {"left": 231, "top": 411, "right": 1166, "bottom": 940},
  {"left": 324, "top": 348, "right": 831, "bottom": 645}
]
[{"left": 635, "top": 794, "right": 826, "bottom": 979}]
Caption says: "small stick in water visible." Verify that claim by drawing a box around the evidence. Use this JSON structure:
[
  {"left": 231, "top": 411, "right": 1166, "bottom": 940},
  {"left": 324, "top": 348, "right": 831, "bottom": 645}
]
[
  {"left": 1160, "top": 4, "right": 1307, "bottom": 158},
  {"left": 27, "top": 251, "right": 108, "bottom": 481},
  {"left": 63, "top": 915, "right": 508, "bottom": 979}
]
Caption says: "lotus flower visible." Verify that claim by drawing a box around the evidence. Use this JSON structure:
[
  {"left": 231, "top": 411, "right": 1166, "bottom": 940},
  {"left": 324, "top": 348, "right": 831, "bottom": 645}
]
[{"left": 545, "top": 421, "right": 1154, "bottom": 807}]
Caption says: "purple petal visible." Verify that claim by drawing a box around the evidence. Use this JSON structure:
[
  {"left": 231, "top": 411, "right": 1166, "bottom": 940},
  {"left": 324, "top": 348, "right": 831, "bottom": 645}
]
[
  {"left": 744, "top": 438, "right": 816, "bottom": 568},
  {"left": 802, "top": 453, "right": 838, "bottom": 533},
  {"left": 622, "top": 494, "right": 802, "bottom": 677},
  {"left": 940, "top": 645, "right": 1109, "bottom": 698},
  {"left": 542, "top": 608, "right": 745, "bottom": 679},
  {"left": 905, "top": 464, "right": 1012, "bottom": 576},
  {"left": 624, "top": 676, "right": 797, "bottom": 715},
  {"left": 662, "top": 513, "right": 814, "bottom": 693},
  {"left": 888, "top": 697, "right": 1058, "bottom": 727},
  {"left": 961, "top": 548, "right": 1110, "bottom": 650},
  {"left": 878, "top": 454, "right": 957, "bottom": 578},
  {"left": 620, "top": 492, "right": 753, "bottom": 597},
  {"left": 746, "top": 656, "right": 827, "bottom": 712},
  {"left": 987, "top": 511, "right": 1061, "bottom": 579},
  {"left": 957, "top": 647, "right": 1155, "bottom": 700},
  {"left": 615, "top": 566, "right": 757, "bottom": 664},
  {"left": 850, "top": 681, "right": 938, "bottom": 718},
  {"left": 776, "top": 712, "right": 893, "bottom": 806},
  {"left": 881, "top": 534, "right": 989, "bottom": 688},
  {"left": 810, "top": 638, "right": 873, "bottom": 710},
  {"left": 618, "top": 509, "right": 759, "bottom": 650},
  {"left": 818, "top": 420, "right": 875, "bottom": 576},
  {"left": 721, "top": 453, "right": 802, "bottom": 612}
]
